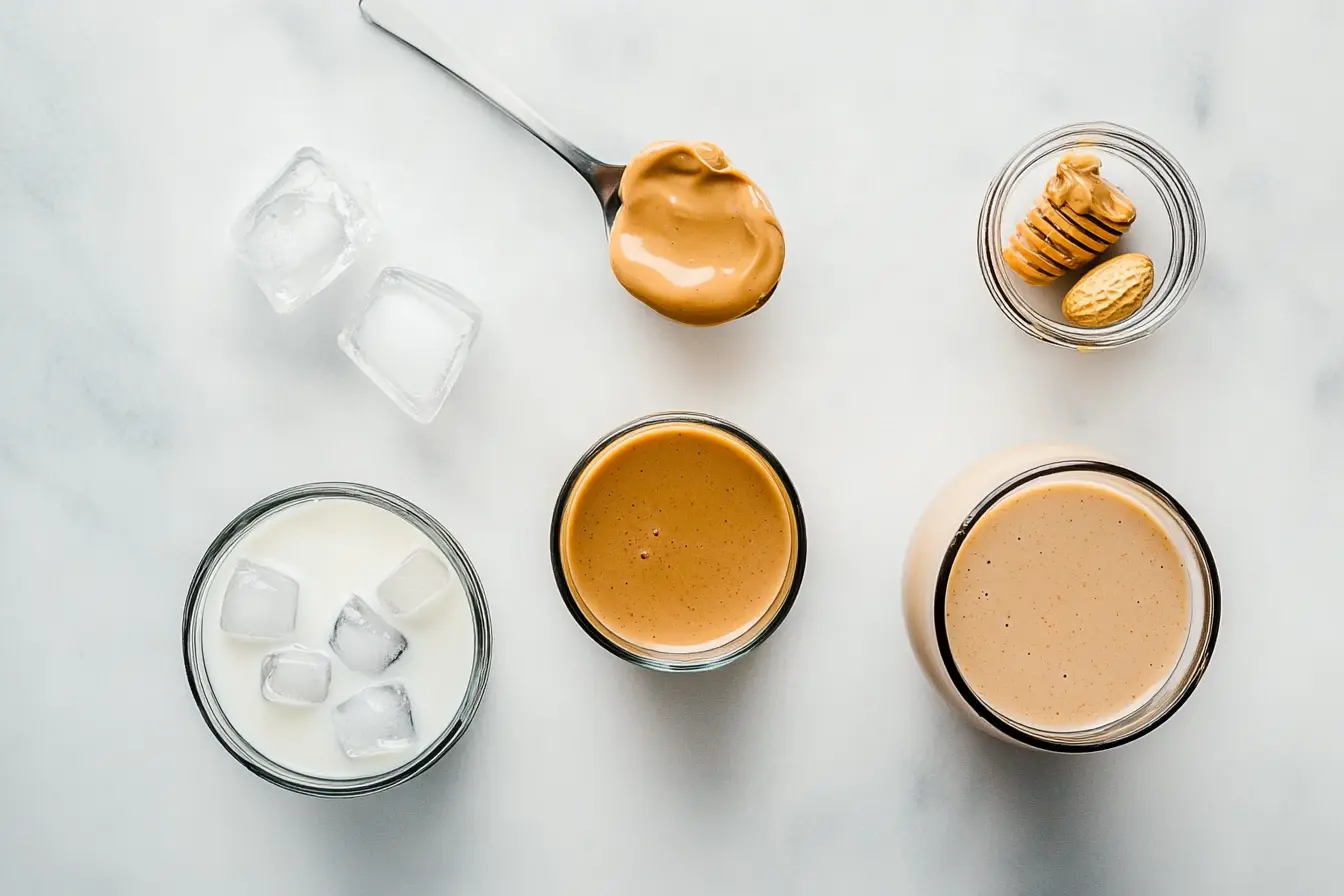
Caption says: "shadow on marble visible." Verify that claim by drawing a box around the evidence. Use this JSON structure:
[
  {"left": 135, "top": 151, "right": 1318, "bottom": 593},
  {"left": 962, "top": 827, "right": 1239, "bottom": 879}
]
[
  {"left": 305, "top": 711, "right": 490, "bottom": 886},
  {"left": 926, "top": 698, "right": 1115, "bottom": 896},
  {"left": 624, "top": 645, "right": 771, "bottom": 803},
  {"left": 645, "top": 306, "right": 774, "bottom": 393}
]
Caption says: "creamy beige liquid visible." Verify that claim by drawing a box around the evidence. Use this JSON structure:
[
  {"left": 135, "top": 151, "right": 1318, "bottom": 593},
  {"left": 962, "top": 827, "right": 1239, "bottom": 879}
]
[
  {"left": 945, "top": 481, "right": 1191, "bottom": 731},
  {"left": 559, "top": 421, "right": 796, "bottom": 651}
]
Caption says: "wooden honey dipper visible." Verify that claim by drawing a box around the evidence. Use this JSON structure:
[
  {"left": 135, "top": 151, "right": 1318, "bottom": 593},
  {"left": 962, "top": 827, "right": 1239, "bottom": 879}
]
[{"left": 1003, "top": 153, "right": 1136, "bottom": 286}]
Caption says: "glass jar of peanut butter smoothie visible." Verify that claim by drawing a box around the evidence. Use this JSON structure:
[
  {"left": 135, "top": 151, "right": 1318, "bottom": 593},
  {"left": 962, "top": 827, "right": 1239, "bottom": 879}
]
[
  {"left": 551, "top": 413, "right": 806, "bottom": 671},
  {"left": 903, "top": 446, "right": 1219, "bottom": 751}
]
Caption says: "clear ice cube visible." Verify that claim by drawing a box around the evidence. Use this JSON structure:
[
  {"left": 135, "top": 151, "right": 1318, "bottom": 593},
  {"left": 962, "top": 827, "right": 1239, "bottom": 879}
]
[
  {"left": 232, "top": 146, "right": 379, "bottom": 314},
  {"left": 260, "top": 646, "right": 331, "bottom": 705},
  {"left": 377, "top": 548, "right": 460, "bottom": 617},
  {"left": 220, "top": 560, "right": 298, "bottom": 640},
  {"left": 333, "top": 682, "right": 416, "bottom": 758},
  {"left": 329, "top": 595, "right": 408, "bottom": 674},
  {"left": 338, "top": 267, "right": 482, "bottom": 424}
]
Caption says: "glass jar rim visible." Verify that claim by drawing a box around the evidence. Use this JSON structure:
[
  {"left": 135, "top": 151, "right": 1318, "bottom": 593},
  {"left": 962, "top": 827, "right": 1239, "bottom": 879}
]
[
  {"left": 978, "top": 120, "right": 1206, "bottom": 349},
  {"left": 181, "top": 482, "right": 493, "bottom": 797},
  {"left": 549, "top": 412, "right": 807, "bottom": 673},
  {"left": 932, "top": 460, "right": 1221, "bottom": 751}
]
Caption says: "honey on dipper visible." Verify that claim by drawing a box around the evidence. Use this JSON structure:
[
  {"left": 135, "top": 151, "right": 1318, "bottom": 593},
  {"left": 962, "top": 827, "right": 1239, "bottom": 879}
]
[{"left": 1004, "top": 153, "right": 1136, "bottom": 286}]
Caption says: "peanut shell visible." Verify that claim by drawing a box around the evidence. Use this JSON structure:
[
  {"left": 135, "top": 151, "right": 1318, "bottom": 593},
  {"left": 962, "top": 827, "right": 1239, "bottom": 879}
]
[{"left": 1061, "top": 253, "right": 1155, "bottom": 328}]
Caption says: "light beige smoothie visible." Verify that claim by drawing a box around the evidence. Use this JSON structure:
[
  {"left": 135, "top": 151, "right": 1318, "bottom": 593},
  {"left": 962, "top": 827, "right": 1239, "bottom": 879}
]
[
  {"left": 902, "top": 445, "right": 1216, "bottom": 749},
  {"left": 944, "top": 480, "right": 1190, "bottom": 731}
]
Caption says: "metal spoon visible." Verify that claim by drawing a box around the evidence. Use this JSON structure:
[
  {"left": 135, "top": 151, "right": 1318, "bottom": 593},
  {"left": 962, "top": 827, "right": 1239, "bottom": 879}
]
[
  {"left": 358, "top": 0, "right": 625, "bottom": 233},
  {"left": 358, "top": 0, "right": 778, "bottom": 317}
]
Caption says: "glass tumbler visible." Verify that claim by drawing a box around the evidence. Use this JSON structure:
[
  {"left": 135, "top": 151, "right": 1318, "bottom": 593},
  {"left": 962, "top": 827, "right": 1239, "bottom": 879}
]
[
  {"left": 551, "top": 412, "right": 806, "bottom": 672},
  {"left": 183, "top": 482, "right": 492, "bottom": 797},
  {"left": 902, "top": 446, "right": 1220, "bottom": 751}
]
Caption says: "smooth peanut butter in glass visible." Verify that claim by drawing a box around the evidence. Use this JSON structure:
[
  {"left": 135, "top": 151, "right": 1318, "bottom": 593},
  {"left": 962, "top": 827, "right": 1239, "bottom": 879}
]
[
  {"left": 558, "top": 420, "right": 797, "bottom": 651},
  {"left": 609, "top": 141, "right": 785, "bottom": 326}
]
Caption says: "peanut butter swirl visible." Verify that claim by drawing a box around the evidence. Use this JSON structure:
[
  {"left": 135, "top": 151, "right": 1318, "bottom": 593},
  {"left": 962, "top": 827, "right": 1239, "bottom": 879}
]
[
  {"left": 1045, "top": 153, "right": 1136, "bottom": 225},
  {"left": 609, "top": 141, "right": 785, "bottom": 326},
  {"left": 1004, "top": 153, "right": 1136, "bottom": 286}
]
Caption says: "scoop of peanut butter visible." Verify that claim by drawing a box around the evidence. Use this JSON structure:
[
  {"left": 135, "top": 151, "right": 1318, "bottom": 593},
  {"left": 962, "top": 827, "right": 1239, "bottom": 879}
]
[
  {"left": 609, "top": 141, "right": 785, "bottom": 326},
  {"left": 1044, "top": 152, "right": 1136, "bottom": 226}
]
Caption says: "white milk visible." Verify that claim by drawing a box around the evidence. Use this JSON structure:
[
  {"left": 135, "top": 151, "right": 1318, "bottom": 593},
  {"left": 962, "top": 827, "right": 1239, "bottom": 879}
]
[{"left": 200, "top": 497, "right": 476, "bottom": 779}]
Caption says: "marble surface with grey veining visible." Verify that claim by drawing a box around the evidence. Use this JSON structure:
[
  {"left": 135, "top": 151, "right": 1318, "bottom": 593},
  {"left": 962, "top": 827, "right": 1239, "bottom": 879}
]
[{"left": 2, "top": 0, "right": 1342, "bottom": 893}]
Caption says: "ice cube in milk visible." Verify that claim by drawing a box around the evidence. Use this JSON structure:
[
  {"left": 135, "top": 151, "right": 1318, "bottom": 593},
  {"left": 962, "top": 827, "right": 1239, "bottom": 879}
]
[
  {"left": 330, "top": 595, "right": 408, "bottom": 675},
  {"left": 198, "top": 496, "right": 477, "bottom": 780},
  {"left": 261, "top": 647, "right": 331, "bottom": 705},
  {"left": 378, "top": 548, "right": 462, "bottom": 617},
  {"left": 220, "top": 561, "right": 298, "bottom": 639},
  {"left": 333, "top": 683, "right": 416, "bottom": 758}
]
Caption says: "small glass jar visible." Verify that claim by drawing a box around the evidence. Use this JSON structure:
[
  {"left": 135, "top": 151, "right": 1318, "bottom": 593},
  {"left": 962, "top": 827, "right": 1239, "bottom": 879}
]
[
  {"left": 550, "top": 412, "right": 806, "bottom": 672},
  {"left": 902, "top": 446, "right": 1220, "bottom": 751},
  {"left": 182, "top": 482, "right": 492, "bottom": 797},
  {"left": 978, "top": 121, "right": 1206, "bottom": 349}
]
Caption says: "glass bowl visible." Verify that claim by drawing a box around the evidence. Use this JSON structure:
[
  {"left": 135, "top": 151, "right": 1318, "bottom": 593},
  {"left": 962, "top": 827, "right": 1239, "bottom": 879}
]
[{"left": 978, "top": 121, "right": 1205, "bottom": 349}]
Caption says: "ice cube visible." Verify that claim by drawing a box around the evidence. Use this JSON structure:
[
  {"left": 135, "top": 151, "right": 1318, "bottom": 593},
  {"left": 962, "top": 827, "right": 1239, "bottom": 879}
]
[
  {"left": 260, "top": 646, "right": 331, "bottom": 705},
  {"left": 338, "top": 267, "right": 482, "bottom": 424},
  {"left": 232, "top": 146, "right": 379, "bottom": 313},
  {"left": 329, "top": 595, "right": 408, "bottom": 674},
  {"left": 377, "top": 548, "right": 461, "bottom": 617},
  {"left": 220, "top": 560, "right": 298, "bottom": 640},
  {"left": 333, "top": 682, "right": 416, "bottom": 758}
]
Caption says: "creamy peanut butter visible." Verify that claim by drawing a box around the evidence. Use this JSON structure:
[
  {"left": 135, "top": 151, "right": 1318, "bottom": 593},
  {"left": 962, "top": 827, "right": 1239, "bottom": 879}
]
[
  {"left": 558, "top": 419, "right": 798, "bottom": 651},
  {"left": 609, "top": 141, "right": 785, "bottom": 326},
  {"left": 1005, "top": 153, "right": 1136, "bottom": 286},
  {"left": 1044, "top": 153, "right": 1136, "bottom": 225}
]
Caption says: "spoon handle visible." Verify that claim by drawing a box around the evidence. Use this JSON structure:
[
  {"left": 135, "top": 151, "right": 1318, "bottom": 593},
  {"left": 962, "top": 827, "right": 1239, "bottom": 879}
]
[{"left": 359, "top": 0, "right": 606, "bottom": 182}]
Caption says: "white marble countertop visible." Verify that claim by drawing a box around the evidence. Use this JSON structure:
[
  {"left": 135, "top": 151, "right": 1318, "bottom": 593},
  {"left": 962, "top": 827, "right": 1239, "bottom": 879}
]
[{"left": 3, "top": 0, "right": 1342, "bottom": 892}]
